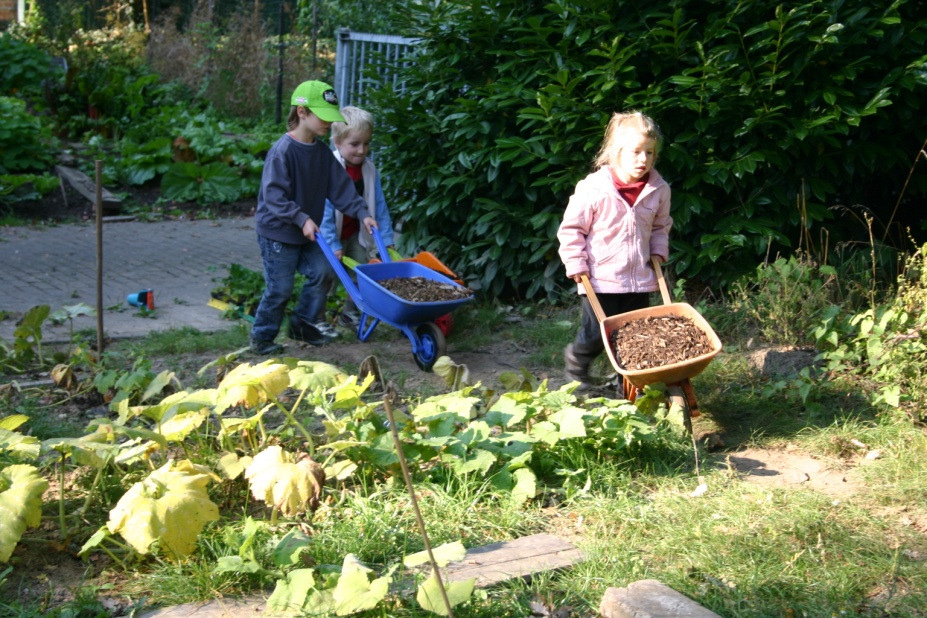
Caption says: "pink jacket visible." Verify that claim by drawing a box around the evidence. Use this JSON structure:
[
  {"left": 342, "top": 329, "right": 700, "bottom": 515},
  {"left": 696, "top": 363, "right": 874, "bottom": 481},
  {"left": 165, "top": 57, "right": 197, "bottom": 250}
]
[{"left": 557, "top": 166, "right": 672, "bottom": 294}]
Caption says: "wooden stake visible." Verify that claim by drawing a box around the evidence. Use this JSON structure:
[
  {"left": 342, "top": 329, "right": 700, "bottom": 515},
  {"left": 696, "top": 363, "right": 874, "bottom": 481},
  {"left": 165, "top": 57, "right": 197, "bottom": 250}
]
[
  {"left": 95, "top": 160, "right": 104, "bottom": 356},
  {"left": 383, "top": 397, "right": 454, "bottom": 617}
]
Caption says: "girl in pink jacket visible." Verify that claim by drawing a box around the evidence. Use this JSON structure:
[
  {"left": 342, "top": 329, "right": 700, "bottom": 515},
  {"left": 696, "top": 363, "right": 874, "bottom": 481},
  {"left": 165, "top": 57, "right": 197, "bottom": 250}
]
[{"left": 557, "top": 111, "right": 672, "bottom": 388}]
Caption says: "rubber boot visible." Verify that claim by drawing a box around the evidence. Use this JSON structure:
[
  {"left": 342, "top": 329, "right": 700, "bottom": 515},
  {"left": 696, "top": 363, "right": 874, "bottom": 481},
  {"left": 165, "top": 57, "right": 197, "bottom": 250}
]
[{"left": 564, "top": 343, "right": 596, "bottom": 386}]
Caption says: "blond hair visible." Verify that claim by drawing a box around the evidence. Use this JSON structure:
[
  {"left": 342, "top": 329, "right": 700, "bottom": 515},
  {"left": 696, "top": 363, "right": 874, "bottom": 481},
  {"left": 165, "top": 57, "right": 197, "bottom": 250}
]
[
  {"left": 595, "top": 111, "right": 662, "bottom": 170},
  {"left": 331, "top": 106, "right": 374, "bottom": 143}
]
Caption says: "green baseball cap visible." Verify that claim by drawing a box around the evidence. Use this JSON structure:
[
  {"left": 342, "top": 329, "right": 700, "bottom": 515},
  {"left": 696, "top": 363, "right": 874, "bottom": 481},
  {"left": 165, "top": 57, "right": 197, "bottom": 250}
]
[{"left": 291, "top": 80, "right": 345, "bottom": 123}]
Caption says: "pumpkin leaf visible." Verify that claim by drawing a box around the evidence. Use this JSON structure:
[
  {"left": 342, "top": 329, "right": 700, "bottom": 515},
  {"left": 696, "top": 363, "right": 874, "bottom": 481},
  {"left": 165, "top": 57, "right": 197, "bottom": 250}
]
[
  {"left": 332, "top": 554, "right": 394, "bottom": 615},
  {"left": 244, "top": 446, "right": 326, "bottom": 517},
  {"left": 0, "top": 465, "right": 49, "bottom": 562},
  {"left": 415, "top": 571, "right": 475, "bottom": 616},
  {"left": 107, "top": 459, "right": 220, "bottom": 559}
]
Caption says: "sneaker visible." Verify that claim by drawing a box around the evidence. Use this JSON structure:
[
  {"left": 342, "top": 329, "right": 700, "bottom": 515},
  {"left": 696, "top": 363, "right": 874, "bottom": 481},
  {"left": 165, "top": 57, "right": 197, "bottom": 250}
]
[
  {"left": 312, "top": 320, "right": 339, "bottom": 338},
  {"left": 338, "top": 310, "right": 360, "bottom": 328},
  {"left": 251, "top": 339, "right": 283, "bottom": 356},
  {"left": 289, "top": 318, "right": 337, "bottom": 346}
]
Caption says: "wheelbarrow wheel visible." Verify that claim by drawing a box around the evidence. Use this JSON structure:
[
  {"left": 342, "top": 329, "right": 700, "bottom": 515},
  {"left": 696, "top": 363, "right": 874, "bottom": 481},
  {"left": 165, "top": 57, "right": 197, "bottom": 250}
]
[{"left": 413, "top": 322, "right": 446, "bottom": 372}]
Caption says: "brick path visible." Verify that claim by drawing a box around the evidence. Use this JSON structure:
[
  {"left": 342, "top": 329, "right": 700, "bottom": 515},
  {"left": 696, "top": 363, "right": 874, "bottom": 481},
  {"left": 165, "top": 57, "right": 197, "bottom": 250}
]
[{"left": 0, "top": 217, "right": 262, "bottom": 344}]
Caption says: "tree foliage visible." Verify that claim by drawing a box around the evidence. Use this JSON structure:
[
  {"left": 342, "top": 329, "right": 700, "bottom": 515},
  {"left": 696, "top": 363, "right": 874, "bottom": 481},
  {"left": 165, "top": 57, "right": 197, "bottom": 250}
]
[{"left": 371, "top": 0, "right": 927, "bottom": 299}]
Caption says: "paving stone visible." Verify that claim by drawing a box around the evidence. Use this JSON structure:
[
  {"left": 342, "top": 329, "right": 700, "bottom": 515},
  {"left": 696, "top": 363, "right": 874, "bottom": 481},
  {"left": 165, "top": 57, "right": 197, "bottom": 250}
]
[{"left": 600, "top": 579, "right": 720, "bottom": 618}]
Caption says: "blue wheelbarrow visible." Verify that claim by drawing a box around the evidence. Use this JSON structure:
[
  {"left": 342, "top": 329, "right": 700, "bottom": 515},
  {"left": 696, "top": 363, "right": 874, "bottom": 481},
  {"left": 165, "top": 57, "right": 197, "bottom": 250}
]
[{"left": 317, "top": 228, "right": 473, "bottom": 371}]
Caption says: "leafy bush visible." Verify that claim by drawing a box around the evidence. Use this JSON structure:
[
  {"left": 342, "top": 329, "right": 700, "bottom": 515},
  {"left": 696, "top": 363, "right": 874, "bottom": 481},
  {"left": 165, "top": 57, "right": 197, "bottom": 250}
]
[
  {"left": 0, "top": 97, "right": 57, "bottom": 173},
  {"left": 0, "top": 34, "right": 62, "bottom": 103},
  {"left": 725, "top": 255, "right": 838, "bottom": 346},
  {"left": 160, "top": 161, "right": 245, "bottom": 205},
  {"left": 0, "top": 173, "right": 60, "bottom": 211},
  {"left": 815, "top": 243, "right": 927, "bottom": 417},
  {"left": 372, "top": 0, "right": 927, "bottom": 300},
  {"left": 53, "top": 26, "right": 160, "bottom": 139}
]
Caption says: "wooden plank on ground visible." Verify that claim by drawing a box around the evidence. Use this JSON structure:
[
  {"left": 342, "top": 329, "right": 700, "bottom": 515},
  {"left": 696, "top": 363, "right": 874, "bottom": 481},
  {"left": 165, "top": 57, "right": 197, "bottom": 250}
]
[
  {"left": 54, "top": 165, "right": 122, "bottom": 209},
  {"left": 442, "top": 533, "right": 584, "bottom": 588}
]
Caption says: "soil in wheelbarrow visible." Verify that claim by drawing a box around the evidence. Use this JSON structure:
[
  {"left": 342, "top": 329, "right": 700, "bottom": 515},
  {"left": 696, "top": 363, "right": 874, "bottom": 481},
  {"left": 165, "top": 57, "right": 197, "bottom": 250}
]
[
  {"left": 609, "top": 314, "right": 715, "bottom": 370},
  {"left": 377, "top": 276, "right": 473, "bottom": 302}
]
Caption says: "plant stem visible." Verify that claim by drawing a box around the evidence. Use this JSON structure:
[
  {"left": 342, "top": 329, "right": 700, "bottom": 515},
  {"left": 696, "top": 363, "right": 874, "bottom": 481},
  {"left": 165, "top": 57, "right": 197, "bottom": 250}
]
[
  {"left": 270, "top": 394, "right": 315, "bottom": 455},
  {"left": 81, "top": 461, "right": 108, "bottom": 516},
  {"left": 58, "top": 456, "right": 68, "bottom": 540}
]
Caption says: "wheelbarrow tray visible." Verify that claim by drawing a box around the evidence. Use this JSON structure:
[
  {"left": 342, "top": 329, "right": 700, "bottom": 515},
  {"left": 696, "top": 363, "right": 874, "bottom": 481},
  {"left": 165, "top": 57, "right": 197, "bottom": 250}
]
[
  {"left": 354, "top": 261, "right": 473, "bottom": 324},
  {"left": 601, "top": 302, "right": 722, "bottom": 389}
]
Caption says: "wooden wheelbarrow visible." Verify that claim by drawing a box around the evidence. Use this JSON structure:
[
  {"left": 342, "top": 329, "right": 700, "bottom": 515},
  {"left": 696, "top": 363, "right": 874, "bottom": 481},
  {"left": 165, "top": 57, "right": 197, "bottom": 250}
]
[{"left": 581, "top": 258, "right": 722, "bottom": 433}]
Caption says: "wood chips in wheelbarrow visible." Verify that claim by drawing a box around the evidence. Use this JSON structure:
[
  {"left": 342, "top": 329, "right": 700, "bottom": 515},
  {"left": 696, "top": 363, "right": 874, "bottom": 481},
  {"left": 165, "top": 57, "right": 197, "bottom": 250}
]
[
  {"left": 609, "top": 314, "right": 715, "bottom": 370},
  {"left": 601, "top": 303, "right": 722, "bottom": 389},
  {"left": 377, "top": 276, "right": 473, "bottom": 303}
]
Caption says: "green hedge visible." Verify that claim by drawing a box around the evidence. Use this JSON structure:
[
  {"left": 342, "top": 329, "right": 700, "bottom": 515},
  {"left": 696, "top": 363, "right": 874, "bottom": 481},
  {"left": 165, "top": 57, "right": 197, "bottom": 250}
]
[{"left": 371, "top": 0, "right": 927, "bottom": 300}]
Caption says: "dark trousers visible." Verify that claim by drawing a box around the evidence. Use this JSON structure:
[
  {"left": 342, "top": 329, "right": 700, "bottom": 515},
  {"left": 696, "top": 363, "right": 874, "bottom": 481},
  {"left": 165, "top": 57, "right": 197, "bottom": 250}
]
[{"left": 570, "top": 292, "right": 650, "bottom": 366}]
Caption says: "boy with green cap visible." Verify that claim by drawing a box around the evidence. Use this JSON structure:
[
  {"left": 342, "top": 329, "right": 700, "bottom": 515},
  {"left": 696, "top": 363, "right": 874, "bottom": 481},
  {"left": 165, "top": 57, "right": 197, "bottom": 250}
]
[{"left": 250, "top": 80, "right": 376, "bottom": 354}]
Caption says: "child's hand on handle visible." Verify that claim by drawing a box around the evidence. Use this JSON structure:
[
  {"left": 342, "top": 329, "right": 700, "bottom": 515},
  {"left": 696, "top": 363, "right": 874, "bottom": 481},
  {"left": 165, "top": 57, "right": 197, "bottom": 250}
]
[
  {"left": 571, "top": 271, "right": 589, "bottom": 283},
  {"left": 302, "top": 218, "right": 320, "bottom": 241},
  {"left": 362, "top": 217, "right": 377, "bottom": 234},
  {"left": 335, "top": 249, "right": 344, "bottom": 260}
]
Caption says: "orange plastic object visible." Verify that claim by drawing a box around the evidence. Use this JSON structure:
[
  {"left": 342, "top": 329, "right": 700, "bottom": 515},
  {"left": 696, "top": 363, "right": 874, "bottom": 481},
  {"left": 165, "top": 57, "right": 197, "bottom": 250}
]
[
  {"left": 369, "top": 251, "right": 461, "bottom": 283},
  {"left": 601, "top": 303, "right": 722, "bottom": 389}
]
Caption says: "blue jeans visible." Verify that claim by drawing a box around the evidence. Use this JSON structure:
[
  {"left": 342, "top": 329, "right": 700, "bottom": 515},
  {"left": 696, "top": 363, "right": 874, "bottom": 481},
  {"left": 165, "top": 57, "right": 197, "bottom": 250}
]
[{"left": 251, "top": 235, "right": 334, "bottom": 342}]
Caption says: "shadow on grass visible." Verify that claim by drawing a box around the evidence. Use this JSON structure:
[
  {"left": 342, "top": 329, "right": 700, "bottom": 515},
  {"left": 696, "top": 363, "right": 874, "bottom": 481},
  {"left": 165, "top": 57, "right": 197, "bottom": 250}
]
[{"left": 689, "top": 350, "right": 878, "bottom": 448}]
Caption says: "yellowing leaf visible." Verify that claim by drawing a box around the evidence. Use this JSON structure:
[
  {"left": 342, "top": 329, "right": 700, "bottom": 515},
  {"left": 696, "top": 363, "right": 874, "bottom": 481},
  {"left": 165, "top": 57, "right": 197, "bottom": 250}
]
[
  {"left": 433, "top": 356, "right": 472, "bottom": 389},
  {"left": 265, "top": 567, "right": 320, "bottom": 616},
  {"left": 107, "top": 459, "right": 219, "bottom": 559},
  {"left": 215, "top": 361, "right": 290, "bottom": 413},
  {"left": 0, "top": 465, "right": 49, "bottom": 562},
  {"left": 511, "top": 467, "right": 537, "bottom": 505},
  {"left": 0, "top": 429, "right": 40, "bottom": 460},
  {"left": 141, "top": 370, "right": 177, "bottom": 403},
  {"left": 157, "top": 409, "right": 209, "bottom": 442},
  {"left": 0, "top": 415, "right": 30, "bottom": 431},
  {"left": 244, "top": 446, "right": 326, "bottom": 517},
  {"left": 403, "top": 540, "right": 467, "bottom": 568},
  {"left": 324, "top": 459, "right": 357, "bottom": 482},
  {"left": 328, "top": 374, "right": 375, "bottom": 409},
  {"left": 217, "top": 451, "right": 253, "bottom": 480},
  {"left": 333, "top": 554, "right": 393, "bottom": 615},
  {"left": 284, "top": 359, "right": 348, "bottom": 392},
  {"left": 416, "top": 572, "right": 475, "bottom": 616}
]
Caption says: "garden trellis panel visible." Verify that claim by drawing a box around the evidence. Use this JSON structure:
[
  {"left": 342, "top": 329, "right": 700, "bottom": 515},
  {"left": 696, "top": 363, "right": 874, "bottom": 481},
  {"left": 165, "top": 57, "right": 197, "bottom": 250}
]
[{"left": 334, "top": 28, "right": 418, "bottom": 108}]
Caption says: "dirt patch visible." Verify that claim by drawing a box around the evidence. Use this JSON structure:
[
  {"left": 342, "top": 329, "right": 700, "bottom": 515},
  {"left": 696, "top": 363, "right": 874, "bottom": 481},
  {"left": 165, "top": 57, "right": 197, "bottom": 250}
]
[{"left": 714, "top": 446, "right": 861, "bottom": 498}]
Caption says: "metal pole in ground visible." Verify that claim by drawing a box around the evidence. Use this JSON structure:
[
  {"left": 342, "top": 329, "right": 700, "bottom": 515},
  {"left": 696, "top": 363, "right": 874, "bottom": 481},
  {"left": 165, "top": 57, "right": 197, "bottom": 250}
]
[
  {"left": 383, "top": 397, "right": 454, "bottom": 617},
  {"left": 276, "top": 2, "right": 284, "bottom": 125},
  {"left": 94, "top": 160, "right": 104, "bottom": 355}
]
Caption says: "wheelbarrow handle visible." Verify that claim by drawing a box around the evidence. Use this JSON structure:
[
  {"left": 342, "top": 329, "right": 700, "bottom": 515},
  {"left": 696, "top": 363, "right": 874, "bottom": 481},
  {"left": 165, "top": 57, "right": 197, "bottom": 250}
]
[
  {"left": 651, "top": 257, "right": 672, "bottom": 305},
  {"left": 579, "top": 275, "right": 607, "bottom": 324},
  {"left": 371, "top": 227, "right": 391, "bottom": 263}
]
